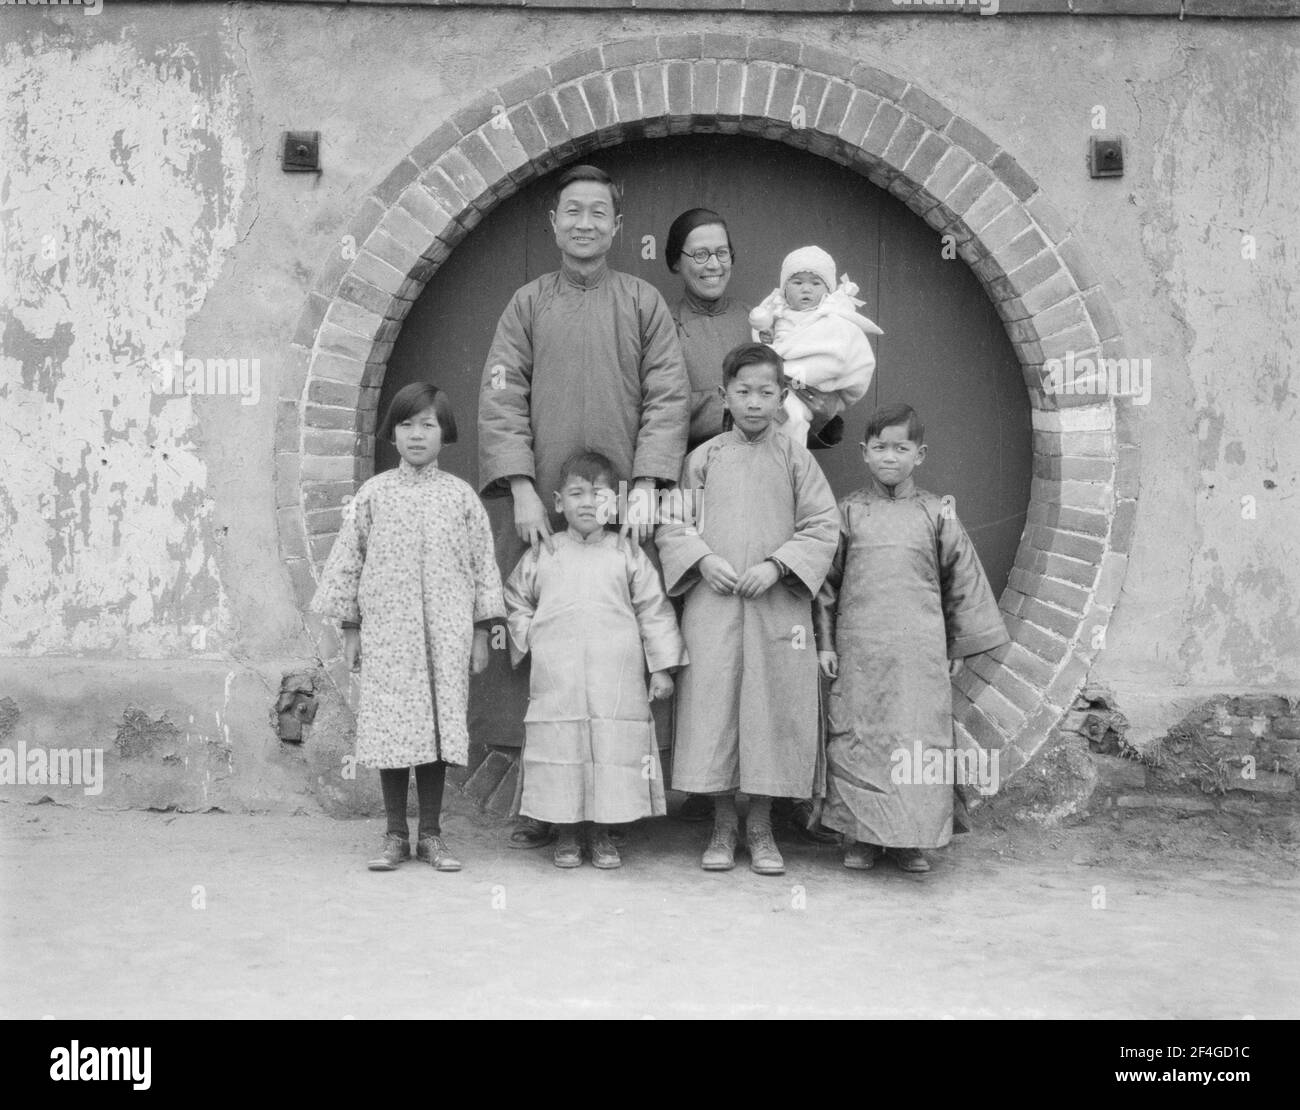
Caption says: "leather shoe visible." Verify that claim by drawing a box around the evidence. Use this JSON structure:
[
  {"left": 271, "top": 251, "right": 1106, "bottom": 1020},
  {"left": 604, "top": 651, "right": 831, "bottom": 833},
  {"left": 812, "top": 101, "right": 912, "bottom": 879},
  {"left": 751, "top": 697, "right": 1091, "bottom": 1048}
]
[
  {"left": 509, "top": 815, "right": 556, "bottom": 849},
  {"left": 589, "top": 827, "right": 622, "bottom": 869},
  {"left": 842, "top": 840, "right": 880, "bottom": 870},
  {"left": 416, "top": 834, "right": 462, "bottom": 872},
  {"left": 366, "top": 833, "right": 410, "bottom": 871},
  {"left": 701, "top": 822, "right": 739, "bottom": 871},
  {"left": 891, "top": 847, "right": 931, "bottom": 873},
  {"left": 746, "top": 823, "right": 785, "bottom": 876},
  {"left": 553, "top": 826, "right": 582, "bottom": 869}
]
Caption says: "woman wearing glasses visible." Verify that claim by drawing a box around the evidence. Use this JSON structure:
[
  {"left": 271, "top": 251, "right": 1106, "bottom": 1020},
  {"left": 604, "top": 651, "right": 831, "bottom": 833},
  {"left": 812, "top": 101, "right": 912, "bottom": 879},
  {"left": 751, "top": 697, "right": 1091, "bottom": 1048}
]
[{"left": 666, "top": 209, "right": 752, "bottom": 451}]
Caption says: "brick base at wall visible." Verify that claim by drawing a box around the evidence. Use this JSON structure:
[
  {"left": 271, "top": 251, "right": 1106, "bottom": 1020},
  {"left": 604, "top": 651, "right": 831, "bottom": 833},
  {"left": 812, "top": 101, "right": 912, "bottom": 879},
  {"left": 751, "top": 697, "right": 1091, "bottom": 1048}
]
[{"left": 984, "top": 688, "right": 1300, "bottom": 827}]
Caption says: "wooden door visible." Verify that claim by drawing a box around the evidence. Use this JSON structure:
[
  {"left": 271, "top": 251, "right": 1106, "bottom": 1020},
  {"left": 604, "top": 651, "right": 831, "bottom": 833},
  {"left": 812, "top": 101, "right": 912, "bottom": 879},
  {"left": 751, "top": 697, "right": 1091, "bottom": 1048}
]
[{"left": 381, "top": 135, "right": 1030, "bottom": 755}]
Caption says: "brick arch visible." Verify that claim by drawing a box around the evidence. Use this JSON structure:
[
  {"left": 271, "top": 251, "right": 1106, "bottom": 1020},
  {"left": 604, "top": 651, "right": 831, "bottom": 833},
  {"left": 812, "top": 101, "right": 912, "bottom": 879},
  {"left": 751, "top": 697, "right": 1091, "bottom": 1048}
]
[{"left": 277, "top": 33, "right": 1140, "bottom": 787}]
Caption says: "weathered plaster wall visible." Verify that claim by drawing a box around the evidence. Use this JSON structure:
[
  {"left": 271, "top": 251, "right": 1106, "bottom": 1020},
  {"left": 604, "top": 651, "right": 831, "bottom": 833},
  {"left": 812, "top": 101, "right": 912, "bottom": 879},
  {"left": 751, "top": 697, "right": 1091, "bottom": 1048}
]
[
  {"left": 0, "top": 3, "right": 1295, "bottom": 811},
  {"left": 1, "top": 16, "right": 249, "bottom": 655},
  {"left": 1086, "top": 39, "right": 1300, "bottom": 742}
]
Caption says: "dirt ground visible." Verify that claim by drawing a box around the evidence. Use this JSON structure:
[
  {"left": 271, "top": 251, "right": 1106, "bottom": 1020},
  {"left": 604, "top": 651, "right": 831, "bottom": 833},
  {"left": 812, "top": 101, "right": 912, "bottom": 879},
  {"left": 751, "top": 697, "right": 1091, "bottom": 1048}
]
[{"left": 2, "top": 794, "right": 1297, "bottom": 1020}]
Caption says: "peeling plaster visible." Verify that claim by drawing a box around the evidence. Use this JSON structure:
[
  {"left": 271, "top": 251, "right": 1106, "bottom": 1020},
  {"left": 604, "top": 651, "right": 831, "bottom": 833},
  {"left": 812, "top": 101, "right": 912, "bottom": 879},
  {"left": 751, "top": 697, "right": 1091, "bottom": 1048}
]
[
  {"left": 0, "top": 26, "right": 247, "bottom": 655},
  {"left": 1131, "top": 36, "right": 1300, "bottom": 690}
]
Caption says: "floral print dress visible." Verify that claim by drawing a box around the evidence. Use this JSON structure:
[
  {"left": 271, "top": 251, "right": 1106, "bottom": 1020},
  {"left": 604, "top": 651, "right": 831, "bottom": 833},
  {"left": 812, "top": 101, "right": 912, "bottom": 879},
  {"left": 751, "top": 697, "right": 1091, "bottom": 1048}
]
[{"left": 312, "top": 460, "right": 505, "bottom": 768}]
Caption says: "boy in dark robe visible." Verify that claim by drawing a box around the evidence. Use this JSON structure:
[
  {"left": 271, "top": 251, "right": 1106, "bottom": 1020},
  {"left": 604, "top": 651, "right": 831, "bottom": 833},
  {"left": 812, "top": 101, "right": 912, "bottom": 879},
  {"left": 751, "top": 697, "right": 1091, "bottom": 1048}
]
[{"left": 814, "top": 404, "right": 1009, "bottom": 873}]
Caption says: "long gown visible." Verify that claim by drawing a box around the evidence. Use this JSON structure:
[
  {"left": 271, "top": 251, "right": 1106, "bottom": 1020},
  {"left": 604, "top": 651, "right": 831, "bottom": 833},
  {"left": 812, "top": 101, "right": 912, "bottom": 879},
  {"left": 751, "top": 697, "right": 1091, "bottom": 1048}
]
[
  {"left": 813, "top": 475, "right": 1009, "bottom": 848},
  {"left": 504, "top": 529, "right": 687, "bottom": 824},
  {"left": 671, "top": 290, "right": 751, "bottom": 450},
  {"left": 475, "top": 257, "right": 690, "bottom": 750},
  {"left": 478, "top": 257, "right": 689, "bottom": 520},
  {"left": 311, "top": 460, "right": 505, "bottom": 769},
  {"left": 657, "top": 424, "right": 839, "bottom": 797}
]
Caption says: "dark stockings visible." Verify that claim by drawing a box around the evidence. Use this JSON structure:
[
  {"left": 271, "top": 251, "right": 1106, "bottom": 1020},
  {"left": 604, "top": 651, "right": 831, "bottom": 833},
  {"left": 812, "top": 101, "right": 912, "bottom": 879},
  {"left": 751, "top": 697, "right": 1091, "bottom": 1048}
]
[{"left": 378, "top": 761, "right": 448, "bottom": 840}]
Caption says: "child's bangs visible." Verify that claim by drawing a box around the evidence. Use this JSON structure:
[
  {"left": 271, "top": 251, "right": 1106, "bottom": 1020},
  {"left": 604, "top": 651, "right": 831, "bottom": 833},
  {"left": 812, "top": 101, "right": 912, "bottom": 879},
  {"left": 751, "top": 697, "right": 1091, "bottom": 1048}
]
[{"left": 379, "top": 383, "right": 458, "bottom": 443}]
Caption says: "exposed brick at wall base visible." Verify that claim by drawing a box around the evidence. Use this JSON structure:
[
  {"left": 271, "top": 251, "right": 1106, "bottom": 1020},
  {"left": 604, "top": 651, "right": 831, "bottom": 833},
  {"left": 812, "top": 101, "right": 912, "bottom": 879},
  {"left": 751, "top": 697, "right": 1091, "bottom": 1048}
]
[
  {"left": 1148, "top": 694, "right": 1300, "bottom": 799},
  {"left": 976, "top": 694, "right": 1299, "bottom": 829},
  {"left": 279, "top": 34, "right": 1140, "bottom": 802},
  {"left": 1047, "top": 685, "right": 1299, "bottom": 807}
]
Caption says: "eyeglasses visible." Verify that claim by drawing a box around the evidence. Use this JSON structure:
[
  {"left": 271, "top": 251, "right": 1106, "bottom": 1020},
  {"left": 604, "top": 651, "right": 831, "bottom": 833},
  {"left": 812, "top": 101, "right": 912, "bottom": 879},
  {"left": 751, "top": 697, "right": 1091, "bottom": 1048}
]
[{"left": 681, "top": 247, "right": 733, "bottom": 265}]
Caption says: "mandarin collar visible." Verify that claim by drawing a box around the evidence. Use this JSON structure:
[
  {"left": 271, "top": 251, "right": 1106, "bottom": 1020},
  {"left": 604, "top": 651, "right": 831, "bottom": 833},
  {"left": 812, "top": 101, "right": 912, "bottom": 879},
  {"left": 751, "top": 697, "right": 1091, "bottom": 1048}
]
[
  {"left": 560, "top": 257, "right": 609, "bottom": 290},
  {"left": 680, "top": 288, "right": 732, "bottom": 318},
  {"left": 728, "top": 422, "right": 776, "bottom": 446},
  {"left": 565, "top": 526, "right": 613, "bottom": 545},
  {"left": 397, "top": 458, "right": 441, "bottom": 483},
  {"left": 867, "top": 473, "right": 916, "bottom": 500}
]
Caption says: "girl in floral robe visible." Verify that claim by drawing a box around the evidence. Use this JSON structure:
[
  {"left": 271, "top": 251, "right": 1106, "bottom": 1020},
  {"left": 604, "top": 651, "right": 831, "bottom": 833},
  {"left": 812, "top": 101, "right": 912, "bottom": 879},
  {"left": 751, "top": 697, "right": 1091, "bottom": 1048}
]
[{"left": 313, "top": 384, "right": 504, "bottom": 873}]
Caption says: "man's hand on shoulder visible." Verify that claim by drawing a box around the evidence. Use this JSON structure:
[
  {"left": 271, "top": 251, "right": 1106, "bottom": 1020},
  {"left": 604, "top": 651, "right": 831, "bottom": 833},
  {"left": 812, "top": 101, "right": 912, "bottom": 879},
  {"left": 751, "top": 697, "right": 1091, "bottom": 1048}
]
[
  {"left": 509, "top": 476, "right": 554, "bottom": 554},
  {"left": 621, "top": 477, "right": 658, "bottom": 547}
]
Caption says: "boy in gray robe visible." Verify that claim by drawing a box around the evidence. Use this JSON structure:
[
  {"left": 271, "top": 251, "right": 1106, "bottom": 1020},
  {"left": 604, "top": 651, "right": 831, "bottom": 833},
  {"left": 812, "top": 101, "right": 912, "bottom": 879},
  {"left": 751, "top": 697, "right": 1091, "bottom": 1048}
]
[{"left": 814, "top": 404, "right": 1009, "bottom": 873}]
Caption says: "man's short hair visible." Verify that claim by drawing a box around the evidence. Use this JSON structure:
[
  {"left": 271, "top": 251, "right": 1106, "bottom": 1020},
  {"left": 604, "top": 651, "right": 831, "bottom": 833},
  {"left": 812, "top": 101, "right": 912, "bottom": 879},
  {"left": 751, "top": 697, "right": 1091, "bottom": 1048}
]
[
  {"left": 552, "top": 164, "right": 621, "bottom": 216},
  {"left": 558, "top": 450, "right": 617, "bottom": 489},
  {"left": 863, "top": 403, "right": 924, "bottom": 445},
  {"left": 378, "top": 382, "right": 458, "bottom": 443},
  {"left": 722, "top": 342, "right": 783, "bottom": 386}
]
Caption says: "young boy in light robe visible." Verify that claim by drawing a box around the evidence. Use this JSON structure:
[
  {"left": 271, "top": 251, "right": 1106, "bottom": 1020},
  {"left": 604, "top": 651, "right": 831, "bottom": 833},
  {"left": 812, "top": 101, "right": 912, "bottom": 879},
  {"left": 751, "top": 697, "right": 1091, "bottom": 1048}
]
[
  {"left": 749, "top": 245, "right": 883, "bottom": 448},
  {"left": 657, "top": 343, "right": 839, "bottom": 876},
  {"left": 504, "top": 451, "right": 687, "bottom": 870},
  {"left": 813, "top": 404, "right": 1009, "bottom": 873}
]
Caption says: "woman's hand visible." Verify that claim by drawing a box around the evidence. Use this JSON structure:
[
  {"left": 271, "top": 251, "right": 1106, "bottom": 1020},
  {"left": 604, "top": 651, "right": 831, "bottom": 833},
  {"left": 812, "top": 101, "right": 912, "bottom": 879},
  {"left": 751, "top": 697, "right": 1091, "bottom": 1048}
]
[
  {"left": 949, "top": 657, "right": 964, "bottom": 678},
  {"left": 699, "top": 554, "right": 739, "bottom": 595},
  {"left": 649, "top": 671, "right": 674, "bottom": 700},
  {"left": 735, "top": 560, "right": 781, "bottom": 598},
  {"left": 470, "top": 628, "right": 490, "bottom": 675},
  {"left": 818, "top": 650, "right": 838, "bottom": 680},
  {"left": 342, "top": 628, "right": 361, "bottom": 672}
]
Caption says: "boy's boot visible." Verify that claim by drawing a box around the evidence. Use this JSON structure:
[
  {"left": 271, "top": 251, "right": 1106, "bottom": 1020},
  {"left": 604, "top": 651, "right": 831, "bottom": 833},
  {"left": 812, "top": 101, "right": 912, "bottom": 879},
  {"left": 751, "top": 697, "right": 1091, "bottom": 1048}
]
[
  {"left": 589, "top": 825, "right": 622, "bottom": 869},
  {"left": 701, "top": 794, "right": 739, "bottom": 871},
  {"left": 509, "top": 815, "right": 556, "bottom": 849},
  {"left": 746, "top": 796, "right": 785, "bottom": 876},
  {"left": 701, "top": 822, "right": 739, "bottom": 870},
  {"left": 891, "top": 847, "right": 931, "bottom": 873},
  {"left": 789, "top": 798, "right": 841, "bottom": 845},
  {"left": 842, "top": 840, "right": 880, "bottom": 870},
  {"left": 553, "top": 824, "right": 583, "bottom": 869}
]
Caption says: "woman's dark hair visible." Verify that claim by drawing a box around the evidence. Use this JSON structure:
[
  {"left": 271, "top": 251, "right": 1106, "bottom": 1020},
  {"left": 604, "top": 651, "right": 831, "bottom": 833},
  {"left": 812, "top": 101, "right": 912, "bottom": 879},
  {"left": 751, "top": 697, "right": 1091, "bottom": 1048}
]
[
  {"left": 553, "top": 164, "right": 621, "bottom": 216},
  {"left": 558, "top": 450, "right": 617, "bottom": 489},
  {"left": 666, "top": 208, "right": 734, "bottom": 274},
  {"left": 722, "top": 342, "right": 783, "bottom": 386},
  {"left": 863, "top": 403, "right": 925, "bottom": 445},
  {"left": 378, "top": 382, "right": 458, "bottom": 444}
]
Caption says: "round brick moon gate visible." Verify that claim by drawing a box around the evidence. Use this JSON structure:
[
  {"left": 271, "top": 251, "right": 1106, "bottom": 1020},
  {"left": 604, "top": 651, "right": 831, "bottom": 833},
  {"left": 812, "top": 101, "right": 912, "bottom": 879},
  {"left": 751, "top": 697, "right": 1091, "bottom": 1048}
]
[{"left": 277, "top": 34, "right": 1141, "bottom": 796}]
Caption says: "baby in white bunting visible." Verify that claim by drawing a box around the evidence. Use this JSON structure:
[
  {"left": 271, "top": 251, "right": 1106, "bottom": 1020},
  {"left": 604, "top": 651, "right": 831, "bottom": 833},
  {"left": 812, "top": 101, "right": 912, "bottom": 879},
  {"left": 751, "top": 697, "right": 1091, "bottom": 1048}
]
[{"left": 750, "top": 245, "right": 884, "bottom": 448}]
